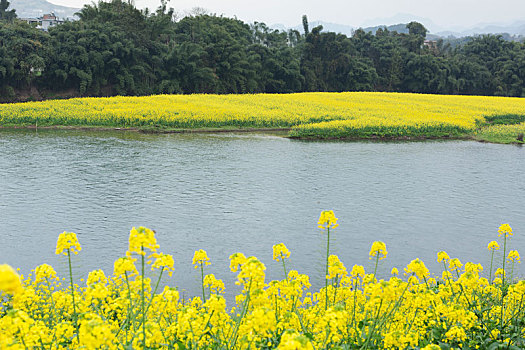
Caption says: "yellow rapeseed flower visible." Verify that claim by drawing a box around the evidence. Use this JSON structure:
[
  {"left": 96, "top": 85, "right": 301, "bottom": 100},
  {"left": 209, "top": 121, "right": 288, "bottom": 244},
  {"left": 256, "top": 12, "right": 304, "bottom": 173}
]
[
  {"left": 437, "top": 251, "right": 450, "bottom": 263},
  {"left": 318, "top": 210, "right": 339, "bottom": 230},
  {"left": 445, "top": 326, "right": 467, "bottom": 342},
  {"left": 498, "top": 223, "right": 513, "bottom": 237},
  {"left": 203, "top": 274, "right": 225, "bottom": 294},
  {"left": 487, "top": 241, "right": 500, "bottom": 251},
  {"left": 86, "top": 269, "right": 108, "bottom": 286},
  {"left": 495, "top": 268, "right": 506, "bottom": 278},
  {"left": 272, "top": 243, "right": 291, "bottom": 262},
  {"left": 55, "top": 231, "right": 81, "bottom": 255},
  {"left": 78, "top": 314, "right": 116, "bottom": 349},
  {"left": 405, "top": 259, "right": 430, "bottom": 279},
  {"left": 229, "top": 252, "right": 247, "bottom": 272},
  {"left": 449, "top": 258, "right": 463, "bottom": 271},
  {"left": 391, "top": 267, "right": 399, "bottom": 275},
  {"left": 113, "top": 256, "right": 138, "bottom": 277},
  {"left": 350, "top": 264, "right": 365, "bottom": 278},
  {"left": 127, "top": 226, "right": 159, "bottom": 257},
  {"left": 151, "top": 253, "right": 175, "bottom": 276},
  {"left": 421, "top": 345, "right": 441, "bottom": 350},
  {"left": 0, "top": 264, "right": 23, "bottom": 295},
  {"left": 1, "top": 217, "right": 523, "bottom": 349},
  {"left": 192, "top": 249, "right": 210, "bottom": 268},
  {"left": 34, "top": 264, "right": 57, "bottom": 284},
  {"left": 278, "top": 330, "right": 314, "bottom": 350},
  {"left": 236, "top": 256, "right": 266, "bottom": 288},
  {"left": 327, "top": 255, "right": 347, "bottom": 279},
  {"left": 507, "top": 250, "right": 521, "bottom": 263},
  {"left": 369, "top": 241, "right": 388, "bottom": 260},
  {"left": 3, "top": 92, "right": 525, "bottom": 141}
]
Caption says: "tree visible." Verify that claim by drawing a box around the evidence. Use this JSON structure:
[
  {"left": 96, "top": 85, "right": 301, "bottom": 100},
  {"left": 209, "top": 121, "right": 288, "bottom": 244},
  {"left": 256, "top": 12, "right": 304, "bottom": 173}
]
[
  {"left": 0, "top": 21, "right": 48, "bottom": 101},
  {"left": 406, "top": 21, "right": 427, "bottom": 38},
  {"left": 0, "top": 0, "right": 16, "bottom": 21},
  {"left": 2, "top": 0, "right": 525, "bottom": 100},
  {"left": 302, "top": 15, "right": 309, "bottom": 35}
]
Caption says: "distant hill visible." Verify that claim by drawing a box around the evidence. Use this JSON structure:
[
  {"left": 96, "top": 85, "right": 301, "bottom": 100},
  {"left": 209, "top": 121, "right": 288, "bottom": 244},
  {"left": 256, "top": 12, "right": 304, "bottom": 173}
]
[
  {"left": 361, "top": 23, "right": 409, "bottom": 35},
  {"left": 271, "top": 13, "right": 525, "bottom": 40},
  {"left": 272, "top": 21, "right": 414, "bottom": 37},
  {"left": 435, "top": 20, "right": 525, "bottom": 37},
  {"left": 10, "top": 0, "right": 79, "bottom": 18},
  {"left": 270, "top": 21, "right": 356, "bottom": 37},
  {"left": 359, "top": 13, "right": 443, "bottom": 33}
]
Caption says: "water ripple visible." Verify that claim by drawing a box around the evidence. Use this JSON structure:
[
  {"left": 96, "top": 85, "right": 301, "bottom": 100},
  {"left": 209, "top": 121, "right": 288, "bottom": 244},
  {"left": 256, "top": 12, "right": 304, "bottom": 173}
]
[{"left": 0, "top": 130, "right": 524, "bottom": 300}]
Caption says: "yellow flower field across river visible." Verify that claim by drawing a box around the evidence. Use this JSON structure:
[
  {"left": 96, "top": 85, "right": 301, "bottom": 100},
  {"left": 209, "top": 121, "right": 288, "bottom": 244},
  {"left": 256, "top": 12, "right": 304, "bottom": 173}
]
[
  {"left": 1, "top": 92, "right": 525, "bottom": 141},
  {"left": 1, "top": 213, "right": 524, "bottom": 349}
]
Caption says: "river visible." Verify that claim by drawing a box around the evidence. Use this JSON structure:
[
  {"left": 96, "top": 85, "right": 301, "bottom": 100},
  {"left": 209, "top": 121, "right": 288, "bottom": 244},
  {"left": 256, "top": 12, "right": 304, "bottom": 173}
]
[{"left": 1, "top": 129, "right": 524, "bottom": 300}]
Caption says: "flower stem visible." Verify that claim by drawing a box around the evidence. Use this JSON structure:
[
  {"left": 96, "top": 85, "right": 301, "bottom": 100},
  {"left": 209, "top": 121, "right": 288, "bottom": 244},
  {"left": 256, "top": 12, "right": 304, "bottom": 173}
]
[
  {"left": 281, "top": 256, "right": 287, "bottom": 280},
  {"left": 500, "top": 235, "right": 507, "bottom": 330},
  {"left": 141, "top": 247, "right": 146, "bottom": 347},
  {"left": 373, "top": 254, "right": 380, "bottom": 279},
  {"left": 45, "top": 277, "right": 56, "bottom": 327},
  {"left": 67, "top": 249, "right": 77, "bottom": 327},
  {"left": 489, "top": 250, "right": 495, "bottom": 284},
  {"left": 200, "top": 263, "right": 206, "bottom": 302},
  {"left": 325, "top": 227, "right": 330, "bottom": 310}
]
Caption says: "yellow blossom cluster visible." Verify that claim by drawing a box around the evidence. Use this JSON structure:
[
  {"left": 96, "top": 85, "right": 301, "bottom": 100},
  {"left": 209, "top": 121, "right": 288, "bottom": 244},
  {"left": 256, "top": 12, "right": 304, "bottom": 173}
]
[
  {"left": 0, "top": 265, "right": 23, "bottom": 295},
  {"left": 150, "top": 253, "right": 175, "bottom": 276},
  {"left": 369, "top": 241, "right": 388, "bottom": 260},
  {"left": 127, "top": 226, "right": 159, "bottom": 256},
  {"left": 192, "top": 249, "right": 210, "bottom": 267},
  {"left": 272, "top": 243, "right": 291, "bottom": 262},
  {"left": 55, "top": 232, "right": 81, "bottom": 255},
  {"left": 498, "top": 223, "right": 513, "bottom": 237},
  {"left": 113, "top": 256, "right": 138, "bottom": 277},
  {"left": 507, "top": 250, "right": 521, "bottom": 263},
  {"left": 488, "top": 240, "right": 500, "bottom": 251},
  {"left": 0, "top": 219, "right": 523, "bottom": 349},
  {"left": 317, "top": 210, "right": 339, "bottom": 230},
  {"left": 2, "top": 92, "right": 525, "bottom": 140}
]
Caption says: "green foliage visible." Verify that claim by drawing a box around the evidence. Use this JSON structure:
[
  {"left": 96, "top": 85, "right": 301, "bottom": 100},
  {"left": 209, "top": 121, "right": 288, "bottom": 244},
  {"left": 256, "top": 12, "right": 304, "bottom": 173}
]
[
  {"left": 475, "top": 122, "right": 525, "bottom": 144},
  {"left": 1, "top": 0, "right": 525, "bottom": 101},
  {"left": 406, "top": 21, "right": 427, "bottom": 38},
  {"left": 0, "top": 20, "right": 48, "bottom": 101},
  {"left": 485, "top": 114, "right": 525, "bottom": 125},
  {"left": 0, "top": 0, "right": 16, "bottom": 21}
]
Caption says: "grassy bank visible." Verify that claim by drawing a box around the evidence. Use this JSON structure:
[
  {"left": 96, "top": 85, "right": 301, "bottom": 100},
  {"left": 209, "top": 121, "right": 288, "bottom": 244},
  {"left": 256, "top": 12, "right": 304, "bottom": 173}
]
[
  {"left": 1, "top": 92, "right": 525, "bottom": 143},
  {"left": 474, "top": 122, "right": 525, "bottom": 144},
  {"left": 1, "top": 214, "right": 523, "bottom": 349}
]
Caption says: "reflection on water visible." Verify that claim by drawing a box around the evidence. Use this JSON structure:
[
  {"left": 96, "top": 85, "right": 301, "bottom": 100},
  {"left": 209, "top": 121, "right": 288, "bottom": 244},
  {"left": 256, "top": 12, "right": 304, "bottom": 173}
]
[{"left": 1, "top": 129, "right": 524, "bottom": 300}]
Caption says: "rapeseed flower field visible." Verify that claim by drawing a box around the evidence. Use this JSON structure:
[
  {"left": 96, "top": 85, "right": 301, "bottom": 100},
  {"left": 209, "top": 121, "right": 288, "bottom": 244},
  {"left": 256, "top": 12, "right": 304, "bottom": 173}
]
[
  {"left": 1, "top": 92, "right": 525, "bottom": 141},
  {"left": 1, "top": 213, "right": 523, "bottom": 349}
]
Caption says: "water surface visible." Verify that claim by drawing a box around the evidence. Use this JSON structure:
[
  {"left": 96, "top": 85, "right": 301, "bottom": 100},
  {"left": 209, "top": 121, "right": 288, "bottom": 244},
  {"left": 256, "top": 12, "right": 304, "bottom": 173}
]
[{"left": 1, "top": 129, "right": 524, "bottom": 300}]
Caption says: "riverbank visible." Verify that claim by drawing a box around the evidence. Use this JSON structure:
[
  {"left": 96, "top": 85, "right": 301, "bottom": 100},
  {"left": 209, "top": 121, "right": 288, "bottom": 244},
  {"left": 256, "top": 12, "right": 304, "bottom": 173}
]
[
  {"left": 3, "top": 124, "right": 524, "bottom": 145},
  {"left": 1, "top": 92, "right": 524, "bottom": 144}
]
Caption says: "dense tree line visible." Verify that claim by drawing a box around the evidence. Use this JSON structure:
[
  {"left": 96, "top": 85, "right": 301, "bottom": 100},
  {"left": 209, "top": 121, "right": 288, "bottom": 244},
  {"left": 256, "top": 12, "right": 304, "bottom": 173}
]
[{"left": 1, "top": 0, "right": 525, "bottom": 101}]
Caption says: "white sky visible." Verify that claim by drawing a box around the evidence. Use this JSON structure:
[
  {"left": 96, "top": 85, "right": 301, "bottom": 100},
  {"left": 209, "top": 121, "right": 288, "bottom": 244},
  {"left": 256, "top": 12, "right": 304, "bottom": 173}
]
[{"left": 49, "top": 0, "right": 525, "bottom": 30}]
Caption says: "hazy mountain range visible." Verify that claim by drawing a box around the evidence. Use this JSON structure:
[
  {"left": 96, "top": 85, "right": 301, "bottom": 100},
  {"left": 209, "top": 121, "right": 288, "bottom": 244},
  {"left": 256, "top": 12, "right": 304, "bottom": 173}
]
[
  {"left": 9, "top": 0, "right": 525, "bottom": 38},
  {"left": 274, "top": 18, "right": 525, "bottom": 38}
]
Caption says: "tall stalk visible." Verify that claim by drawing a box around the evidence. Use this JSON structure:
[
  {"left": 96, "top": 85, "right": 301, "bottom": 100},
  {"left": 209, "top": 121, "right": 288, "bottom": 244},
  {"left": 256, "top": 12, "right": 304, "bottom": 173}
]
[
  {"left": 141, "top": 246, "right": 146, "bottom": 347},
  {"left": 500, "top": 234, "right": 507, "bottom": 330},
  {"left": 325, "top": 226, "right": 330, "bottom": 310},
  {"left": 45, "top": 277, "right": 56, "bottom": 327},
  {"left": 200, "top": 263, "right": 206, "bottom": 302},
  {"left": 281, "top": 256, "right": 288, "bottom": 281},
  {"left": 489, "top": 249, "right": 495, "bottom": 284},
  {"left": 67, "top": 248, "right": 77, "bottom": 327},
  {"left": 373, "top": 254, "right": 380, "bottom": 278}
]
